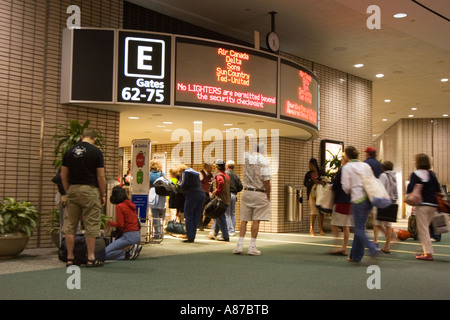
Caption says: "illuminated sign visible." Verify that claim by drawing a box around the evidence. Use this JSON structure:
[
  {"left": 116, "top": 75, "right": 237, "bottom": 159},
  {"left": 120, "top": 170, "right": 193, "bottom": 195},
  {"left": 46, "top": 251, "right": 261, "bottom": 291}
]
[
  {"left": 117, "top": 31, "right": 171, "bottom": 105},
  {"left": 280, "top": 59, "right": 319, "bottom": 129},
  {"left": 175, "top": 38, "right": 278, "bottom": 117}
]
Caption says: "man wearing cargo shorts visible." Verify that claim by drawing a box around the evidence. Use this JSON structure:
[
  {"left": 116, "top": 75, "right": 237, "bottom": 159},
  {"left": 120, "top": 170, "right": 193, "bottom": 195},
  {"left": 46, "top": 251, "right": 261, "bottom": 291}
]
[
  {"left": 233, "top": 143, "right": 272, "bottom": 256},
  {"left": 61, "top": 128, "right": 106, "bottom": 267}
]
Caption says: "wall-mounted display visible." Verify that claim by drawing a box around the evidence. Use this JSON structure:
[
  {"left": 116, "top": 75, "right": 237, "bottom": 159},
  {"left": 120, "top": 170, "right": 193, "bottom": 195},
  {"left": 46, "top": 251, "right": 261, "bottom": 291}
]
[
  {"left": 280, "top": 59, "right": 319, "bottom": 129},
  {"left": 175, "top": 38, "right": 278, "bottom": 117}
]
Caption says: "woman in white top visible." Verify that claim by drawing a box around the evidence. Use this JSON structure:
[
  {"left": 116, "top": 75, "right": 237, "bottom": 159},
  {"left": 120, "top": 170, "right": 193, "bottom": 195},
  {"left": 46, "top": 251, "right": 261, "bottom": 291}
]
[{"left": 341, "top": 146, "right": 380, "bottom": 263}]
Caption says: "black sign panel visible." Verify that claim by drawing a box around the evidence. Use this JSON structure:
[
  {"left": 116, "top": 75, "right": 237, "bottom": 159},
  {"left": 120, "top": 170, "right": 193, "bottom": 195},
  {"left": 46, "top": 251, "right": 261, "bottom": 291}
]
[
  {"left": 117, "top": 31, "right": 171, "bottom": 105},
  {"left": 71, "top": 29, "right": 115, "bottom": 102}
]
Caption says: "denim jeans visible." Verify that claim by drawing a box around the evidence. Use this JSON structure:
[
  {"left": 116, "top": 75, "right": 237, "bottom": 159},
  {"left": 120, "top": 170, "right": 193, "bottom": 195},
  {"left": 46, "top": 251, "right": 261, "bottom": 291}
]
[
  {"left": 350, "top": 199, "right": 378, "bottom": 262},
  {"left": 184, "top": 191, "right": 205, "bottom": 240},
  {"left": 225, "top": 193, "right": 237, "bottom": 234},
  {"left": 213, "top": 213, "right": 230, "bottom": 240},
  {"left": 105, "top": 231, "right": 140, "bottom": 260}
]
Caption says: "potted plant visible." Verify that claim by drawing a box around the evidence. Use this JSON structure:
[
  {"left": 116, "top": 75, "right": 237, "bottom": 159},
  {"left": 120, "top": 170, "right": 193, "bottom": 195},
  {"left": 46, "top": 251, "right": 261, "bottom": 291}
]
[
  {"left": 51, "top": 119, "right": 108, "bottom": 170},
  {"left": 0, "top": 198, "right": 40, "bottom": 259}
]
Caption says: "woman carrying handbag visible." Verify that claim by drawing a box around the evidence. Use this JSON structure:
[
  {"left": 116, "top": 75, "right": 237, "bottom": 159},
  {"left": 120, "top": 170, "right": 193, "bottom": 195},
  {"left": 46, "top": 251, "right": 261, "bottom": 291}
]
[{"left": 406, "top": 154, "right": 441, "bottom": 261}]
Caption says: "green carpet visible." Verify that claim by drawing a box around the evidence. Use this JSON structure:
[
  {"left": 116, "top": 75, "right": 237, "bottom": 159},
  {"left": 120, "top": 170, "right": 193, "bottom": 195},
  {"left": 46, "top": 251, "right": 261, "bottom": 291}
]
[{"left": 0, "top": 231, "right": 449, "bottom": 301}]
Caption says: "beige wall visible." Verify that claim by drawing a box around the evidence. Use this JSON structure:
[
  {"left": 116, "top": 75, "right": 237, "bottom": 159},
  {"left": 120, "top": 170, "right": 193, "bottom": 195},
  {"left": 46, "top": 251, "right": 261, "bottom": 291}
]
[
  {"left": 0, "top": 0, "right": 123, "bottom": 248},
  {"left": 375, "top": 118, "right": 450, "bottom": 217}
]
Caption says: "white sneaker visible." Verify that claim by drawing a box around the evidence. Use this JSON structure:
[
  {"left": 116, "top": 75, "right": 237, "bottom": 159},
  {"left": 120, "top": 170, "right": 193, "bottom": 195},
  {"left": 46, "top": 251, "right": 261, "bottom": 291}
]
[
  {"left": 247, "top": 246, "right": 261, "bottom": 256},
  {"left": 233, "top": 245, "right": 243, "bottom": 254}
]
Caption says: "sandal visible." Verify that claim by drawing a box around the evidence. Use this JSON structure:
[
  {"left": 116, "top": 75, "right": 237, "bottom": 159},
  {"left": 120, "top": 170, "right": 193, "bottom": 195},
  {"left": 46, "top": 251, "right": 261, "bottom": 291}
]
[
  {"left": 66, "top": 258, "right": 75, "bottom": 267},
  {"left": 86, "top": 259, "right": 104, "bottom": 267}
]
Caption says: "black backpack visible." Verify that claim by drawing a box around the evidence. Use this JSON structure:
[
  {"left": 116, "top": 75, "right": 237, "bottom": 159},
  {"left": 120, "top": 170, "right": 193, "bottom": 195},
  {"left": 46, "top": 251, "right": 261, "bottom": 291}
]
[{"left": 154, "top": 178, "right": 176, "bottom": 196}]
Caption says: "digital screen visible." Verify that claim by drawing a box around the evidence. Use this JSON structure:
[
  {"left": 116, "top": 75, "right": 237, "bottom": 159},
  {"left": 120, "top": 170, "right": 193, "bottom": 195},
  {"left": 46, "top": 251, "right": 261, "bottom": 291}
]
[
  {"left": 71, "top": 29, "right": 115, "bottom": 102},
  {"left": 280, "top": 59, "right": 319, "bottom": 129},
  {"left": 175, "top": 38, "right": 278, "bottom": 117},
  {"left": 117, "top": 31, "right": 172, "bottom": 105}
]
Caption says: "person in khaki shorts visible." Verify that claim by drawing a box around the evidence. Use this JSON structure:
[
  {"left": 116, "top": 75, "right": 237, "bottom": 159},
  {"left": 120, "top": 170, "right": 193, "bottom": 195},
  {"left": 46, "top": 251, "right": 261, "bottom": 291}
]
[
  {"left": 61, "top": 128, "right": 106, "bottom": 267},
  {"left": 233, "top": 143, "right": 272, "bottom": 256}
]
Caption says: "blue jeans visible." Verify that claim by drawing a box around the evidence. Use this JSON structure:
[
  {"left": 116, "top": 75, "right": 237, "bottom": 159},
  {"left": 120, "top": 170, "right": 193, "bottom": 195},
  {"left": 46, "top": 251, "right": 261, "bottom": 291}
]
[
  {"left": 225, "top": 193, "right": 237, "bottom": 234},
  {"left": 350, "top": 200, "right": 378, "bottom": 262},
  {"left": 184, "top": 191, "right": 205, "bottom": 240},
  {"left": 105, "top": 231, "right": 141, "bottom": 260},
  {"left": 213, "top": 213, "right": 230, "bottom": 240}
]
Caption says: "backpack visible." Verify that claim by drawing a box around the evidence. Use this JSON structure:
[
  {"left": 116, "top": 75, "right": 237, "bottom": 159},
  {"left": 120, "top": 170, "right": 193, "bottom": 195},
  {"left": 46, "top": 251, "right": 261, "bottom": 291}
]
[{"left": 154, "top": 178, "right": 176, "bottom": 196}]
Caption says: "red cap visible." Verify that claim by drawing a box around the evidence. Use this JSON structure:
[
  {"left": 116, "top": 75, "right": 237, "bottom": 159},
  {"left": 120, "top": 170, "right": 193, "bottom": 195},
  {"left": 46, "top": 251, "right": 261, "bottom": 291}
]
[{"left": 364, "top": 146, "right": 376, "bottom": 153}]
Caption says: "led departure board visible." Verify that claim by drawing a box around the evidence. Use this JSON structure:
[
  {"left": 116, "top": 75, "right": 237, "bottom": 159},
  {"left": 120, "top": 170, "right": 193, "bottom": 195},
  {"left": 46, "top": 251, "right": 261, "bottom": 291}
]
[
  {"left": 175, "top": 38, "right": 278, "bottom": 117},
  {"left": 117, "top": 31, "right": 172, "bottom": 105},
  {"left": 279, "top": 59, "right": 319, "bottom": 129}
]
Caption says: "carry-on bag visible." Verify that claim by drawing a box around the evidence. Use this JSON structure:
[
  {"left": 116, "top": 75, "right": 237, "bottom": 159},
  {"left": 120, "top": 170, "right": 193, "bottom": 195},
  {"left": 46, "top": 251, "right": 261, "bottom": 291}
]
[
  {"left": 204, "top": 197, "right": 228, "bottom": 219},
  {"left": 58, "top": 235, "right": 106, "bottom": 265},
  {"left": 376, "top": 203, "right": 398, "bottom": 222}
]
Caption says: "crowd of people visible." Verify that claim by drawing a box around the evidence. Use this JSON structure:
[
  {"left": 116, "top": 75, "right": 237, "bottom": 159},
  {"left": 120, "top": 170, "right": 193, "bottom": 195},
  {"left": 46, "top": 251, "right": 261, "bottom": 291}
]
[
  {"left": 57, "top": 127, "right": 446, "bottom": 267},
  {"left": 306, "top": 145, "right": 445, "bottom": 263}
]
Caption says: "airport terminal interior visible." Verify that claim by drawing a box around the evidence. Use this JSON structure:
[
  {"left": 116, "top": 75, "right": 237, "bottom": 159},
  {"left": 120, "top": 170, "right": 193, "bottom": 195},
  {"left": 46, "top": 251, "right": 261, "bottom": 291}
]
[{"left": 0, "top": 0, "right": 449, "bottom": 302}]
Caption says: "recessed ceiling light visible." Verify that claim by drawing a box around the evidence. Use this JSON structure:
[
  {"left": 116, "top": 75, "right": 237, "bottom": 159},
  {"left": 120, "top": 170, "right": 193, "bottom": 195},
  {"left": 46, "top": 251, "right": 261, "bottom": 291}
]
[
  {"left": 443, "top": 114, "right": 449, "bottom": 117},
  {"left": 128, "top": 116, "right": 140, "bottom": 120},
  {"left": 411, "top": 107, "right": 417, "bottom": 111},
  {"left": 354, "top": 64, "right": 364, "bottom": 68},
  {"left": 156, "top": 125, "right": 165, "bottom": 128},
  {"left": 376, "top": 74, "right": 384, "bottom": 78},
  {"left": 223, "top": 123, "right": 233, "bottom": 126},
  {"left": 441, "top": 78, "right": 449, "bottom": 82},
  {"left": 382, "top": 119, "right": 388, "bottom": 122},
  {"left": 163, "top": 121, "right": 173, "bottom": 124},
  {"left": 394, "top": 13, "right": 407, "bottom": 18},
  {"left": 193, "top": 121, "right": 203, "bottom": 124},
  {"left": 408, "top": 115, "right": 414, "bottom": 118},
  {"left": 384, "top": 99, "right": 391, "bottom": 103}
]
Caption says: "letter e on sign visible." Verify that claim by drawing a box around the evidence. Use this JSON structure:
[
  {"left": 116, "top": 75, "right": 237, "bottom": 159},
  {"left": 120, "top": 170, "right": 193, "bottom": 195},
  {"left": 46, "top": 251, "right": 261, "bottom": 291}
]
[{"left": 124, "top": 37, "right": 165, "bottom": 79}]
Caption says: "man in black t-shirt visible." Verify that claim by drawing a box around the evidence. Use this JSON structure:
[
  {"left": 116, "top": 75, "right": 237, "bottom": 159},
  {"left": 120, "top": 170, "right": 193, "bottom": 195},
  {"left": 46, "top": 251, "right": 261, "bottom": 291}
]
[{"left": 61, "top": 128, "right": 106, "bottom": 267}]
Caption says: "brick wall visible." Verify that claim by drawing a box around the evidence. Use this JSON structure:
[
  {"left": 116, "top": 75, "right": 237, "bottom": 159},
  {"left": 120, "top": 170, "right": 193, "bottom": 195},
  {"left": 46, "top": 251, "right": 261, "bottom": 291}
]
[{"left": 0, "top": 0, "right": 123, "bottom": 248}]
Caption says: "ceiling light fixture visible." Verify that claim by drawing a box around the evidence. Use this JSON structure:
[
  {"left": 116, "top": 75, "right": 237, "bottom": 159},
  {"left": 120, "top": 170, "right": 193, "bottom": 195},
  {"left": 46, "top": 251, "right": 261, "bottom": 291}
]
[
  {"left": 408, "top": 115, "right": 414, "bottom": 118},
  {"left": 382, "top": 119, "right": 388, "bottom": 122},
  {"left": 193, "top": 121, "right": 203, "bottom": 124},
  {"left": 384, "top": 99, "right": 391, "bottom": 103},
  {"left": 128, "top": 116, "right": 140, "bottom": 120},
  {"left": 441, "top": 78, "right": 449, "bottom": 82},
  {"left": 443, "top": 114, "right": 449, "bottom": 117},
  {"left": 393, "top": 13, "right": 407, "bottom": 18},
  {"left": 163, "top": 121, "right": 173, "bottom": 124},
  {"left": 376, "top": 74, "right": 384, "bottom": 78},
  {"left": 354, "top": 64, "right": 364, "bottom": 68},
  {"left": 411, "top": 107, "right": 417, "bottom": 111}
]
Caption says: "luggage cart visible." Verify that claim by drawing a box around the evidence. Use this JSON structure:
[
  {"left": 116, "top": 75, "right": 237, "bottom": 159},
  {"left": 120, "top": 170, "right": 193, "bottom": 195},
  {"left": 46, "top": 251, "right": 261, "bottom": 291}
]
[{"left": 141, "top": 217, "right": 164, "bottom": 244}]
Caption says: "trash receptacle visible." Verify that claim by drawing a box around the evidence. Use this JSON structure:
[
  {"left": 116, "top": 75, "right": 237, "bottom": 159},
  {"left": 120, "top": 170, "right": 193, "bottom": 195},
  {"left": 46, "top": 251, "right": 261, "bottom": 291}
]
[{"left": 287, "top": 185, "right": 303, "bottom": 222}]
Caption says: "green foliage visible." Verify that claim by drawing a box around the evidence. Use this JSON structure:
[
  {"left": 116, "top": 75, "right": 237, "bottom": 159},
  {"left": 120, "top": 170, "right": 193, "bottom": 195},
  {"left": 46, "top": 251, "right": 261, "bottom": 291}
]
[
  {"left": 51, "top": 119, "right": 108, "bottom": 170},
  {"left": 323, "top": 149, "right": 343, "bottom": 181},
  {"left": 0, "top": 198, "right": 40, "bottom": 237}
]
